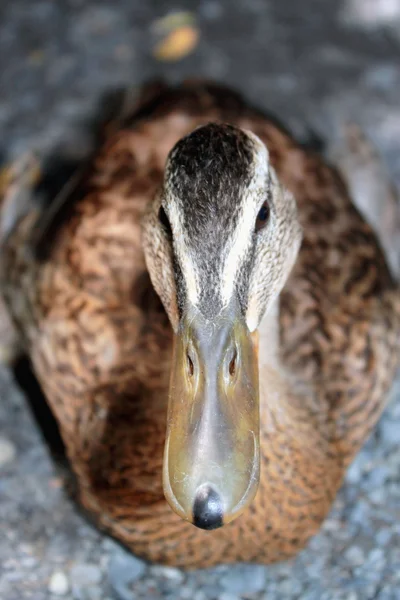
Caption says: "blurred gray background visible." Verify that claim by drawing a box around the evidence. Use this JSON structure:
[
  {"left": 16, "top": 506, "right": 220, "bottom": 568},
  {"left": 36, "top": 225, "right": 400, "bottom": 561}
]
[{"left": 0, "top": 1, "right": 400, "bottom": 599}]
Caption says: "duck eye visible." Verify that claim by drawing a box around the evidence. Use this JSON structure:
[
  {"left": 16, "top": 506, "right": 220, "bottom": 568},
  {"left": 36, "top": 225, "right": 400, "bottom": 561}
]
[
  {"left": 255, "top": 201, "right": 270, "bottom": 232},
  {"left": 158, "top": 206, "right": 173, "bottom": 238}
]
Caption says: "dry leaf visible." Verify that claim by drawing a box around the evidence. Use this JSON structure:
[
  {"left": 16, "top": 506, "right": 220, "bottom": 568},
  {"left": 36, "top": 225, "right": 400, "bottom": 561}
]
[
  {"left": 153, "top": 25, "right": 199, "bottom": 61},
  {"left": 151, "top": 11, "right": 199, "bottom": 62}
]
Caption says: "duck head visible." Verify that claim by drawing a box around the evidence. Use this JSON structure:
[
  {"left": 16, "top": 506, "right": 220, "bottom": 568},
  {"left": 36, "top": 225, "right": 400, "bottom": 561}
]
[{"left": 142, "top": 123, "right": 302, "bottom": 529}]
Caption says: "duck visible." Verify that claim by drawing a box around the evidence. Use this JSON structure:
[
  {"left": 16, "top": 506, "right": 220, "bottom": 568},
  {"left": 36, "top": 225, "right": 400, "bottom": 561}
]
[{"left": 0, "top": 81, "right": 399, "bottom": 569}]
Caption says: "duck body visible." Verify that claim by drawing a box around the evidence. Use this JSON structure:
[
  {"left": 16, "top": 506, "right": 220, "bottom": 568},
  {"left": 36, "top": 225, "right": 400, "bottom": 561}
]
[{"left": 1, "top": 82, "right": 399, "bottom": 568}]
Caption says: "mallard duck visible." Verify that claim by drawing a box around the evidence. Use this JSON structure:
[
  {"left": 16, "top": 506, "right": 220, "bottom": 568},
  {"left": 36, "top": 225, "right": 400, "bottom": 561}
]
[{"left": 0, "top": 81, "right": 399, "bottom": 568}]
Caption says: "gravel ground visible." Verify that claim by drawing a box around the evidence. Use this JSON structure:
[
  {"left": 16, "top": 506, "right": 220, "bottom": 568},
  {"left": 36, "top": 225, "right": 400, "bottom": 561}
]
[{"left": 0, "top": 1, "right": 400, "bottom": 599}]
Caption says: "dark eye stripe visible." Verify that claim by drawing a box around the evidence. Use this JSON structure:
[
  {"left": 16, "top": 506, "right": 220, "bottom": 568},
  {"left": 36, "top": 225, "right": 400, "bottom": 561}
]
[
  {"left": 255, "top": 200, "right": 270, "bottom": 232},
  {"left": 158, "top": 205, "right": 173, "bottom": 238}
]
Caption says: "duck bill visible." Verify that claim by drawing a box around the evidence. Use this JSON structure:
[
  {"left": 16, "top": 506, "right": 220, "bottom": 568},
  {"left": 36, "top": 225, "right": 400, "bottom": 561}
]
[{"left": 163, "top": 306, "right": 260, "bottom": 530}]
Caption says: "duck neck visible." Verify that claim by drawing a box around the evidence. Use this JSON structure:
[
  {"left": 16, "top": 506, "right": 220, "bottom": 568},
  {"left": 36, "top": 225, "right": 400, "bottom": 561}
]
[
  {"left": 258, "top": 298, "right": 281, "bottom": 374},
  {"left": 257, "top": 297, "right": 329, "bottom": 436},
  {"left": 258, "top": 298, "right": 292, "bottom": 415}
]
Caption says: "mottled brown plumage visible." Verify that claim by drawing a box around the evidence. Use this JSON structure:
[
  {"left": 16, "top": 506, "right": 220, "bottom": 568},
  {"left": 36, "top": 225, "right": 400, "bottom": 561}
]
[{"left": 0, "top": 81, "right": 399, "bottom": 568}]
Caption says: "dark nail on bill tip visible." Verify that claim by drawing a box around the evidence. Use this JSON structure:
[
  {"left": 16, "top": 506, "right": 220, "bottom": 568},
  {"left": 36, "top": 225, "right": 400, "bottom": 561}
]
[{"left": 193, "top": 484, "right": 223, "bottom": 530}]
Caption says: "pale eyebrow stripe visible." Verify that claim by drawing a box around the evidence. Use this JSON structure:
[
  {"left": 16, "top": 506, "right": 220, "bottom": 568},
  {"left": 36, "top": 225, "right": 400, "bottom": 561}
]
[
  {"left": 220, "top": 198, "right": 256, "bottom": 305},
  {"left": 167, "top": 200, "right": 200, "bottom": 306},
  {"left": 220, "top": 141, "right": 269, "bottom": 305}
]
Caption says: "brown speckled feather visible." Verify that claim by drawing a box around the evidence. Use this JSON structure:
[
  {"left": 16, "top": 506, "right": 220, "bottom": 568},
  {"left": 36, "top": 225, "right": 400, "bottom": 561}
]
[{"left": 1, "top": 82, "right": 399, "bottom": 567}]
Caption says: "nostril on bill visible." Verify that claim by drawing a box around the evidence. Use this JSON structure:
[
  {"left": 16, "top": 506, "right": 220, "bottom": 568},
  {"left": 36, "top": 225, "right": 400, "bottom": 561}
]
[
  {"left": 193, "top": 484, "right": 223, "bottom": 530},
  {"left": 187, "top": 351, "right": 194, "bottom": 377},
  {"left": 229, "top": 347, "right": 237, "bottom": 377}
]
